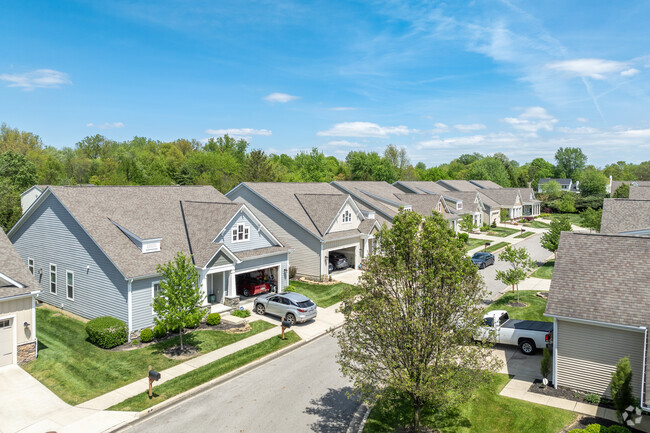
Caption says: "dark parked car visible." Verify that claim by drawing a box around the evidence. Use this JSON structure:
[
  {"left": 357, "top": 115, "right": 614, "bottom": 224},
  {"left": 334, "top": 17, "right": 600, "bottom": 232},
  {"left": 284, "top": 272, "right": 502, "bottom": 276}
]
[
  {"left": 471, "top": 252, "right": 495, "bottom": 269},
  {"left": 328, "top": 251, "right": 349, "bottom": 273}
]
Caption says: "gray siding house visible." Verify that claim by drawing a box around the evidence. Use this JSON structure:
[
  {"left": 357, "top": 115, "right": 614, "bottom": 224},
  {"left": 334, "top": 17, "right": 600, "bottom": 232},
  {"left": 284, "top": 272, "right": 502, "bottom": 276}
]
[
  {"left": 545, "top": 232, "right": 649, "bottom": 410},
  {"left": 9, "top": 186, "right": 289, "bottom": 334},
  {"left": 226, "top": 183, "right": 380, "bottom": 279}
]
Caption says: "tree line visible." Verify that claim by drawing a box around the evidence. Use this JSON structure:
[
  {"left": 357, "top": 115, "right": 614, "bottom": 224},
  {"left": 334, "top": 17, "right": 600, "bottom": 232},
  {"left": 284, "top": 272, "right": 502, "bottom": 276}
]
[{"left": 1, "top": 122, "right": 649, "bottom": 231}]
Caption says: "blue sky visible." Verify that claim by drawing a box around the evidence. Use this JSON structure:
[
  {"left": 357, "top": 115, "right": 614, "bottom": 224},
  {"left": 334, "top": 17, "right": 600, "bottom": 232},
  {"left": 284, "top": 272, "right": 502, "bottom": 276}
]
[{"left": 1, "top": 0, "right": 650, "bottom": 167}]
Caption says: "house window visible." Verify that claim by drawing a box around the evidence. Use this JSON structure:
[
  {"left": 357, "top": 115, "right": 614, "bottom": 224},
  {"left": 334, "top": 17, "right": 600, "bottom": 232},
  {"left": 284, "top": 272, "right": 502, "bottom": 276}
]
[
  {"left": 66, "top": 271, "right": 74, "bottom": 300},
  {"left": 231, "top": 224, "right": 250, "bottom": 242},
  {"left": 456, "top": 202, "right": 463, "bottom": 210},
  {"left": 342, "top": 210, "right": 352, "bottom": 223},
  {"left": 28, "top": 258, "right": 34, "bottom": 275},
  {"left": 0, "top": 319, "right": 9, "bottom": 328},
  {"left": 50, "top": 264, "right": 57, "bottom": 294}
]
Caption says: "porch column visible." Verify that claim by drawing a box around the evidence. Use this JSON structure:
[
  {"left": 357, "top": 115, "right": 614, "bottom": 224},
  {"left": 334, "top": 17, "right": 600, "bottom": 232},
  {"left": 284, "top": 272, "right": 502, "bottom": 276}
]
[
  {"left": 198, "top": 269, "right": 209, "bottom": 306},
  {"left": 229, "top": 270, "right": 236, "bottom": 297}
]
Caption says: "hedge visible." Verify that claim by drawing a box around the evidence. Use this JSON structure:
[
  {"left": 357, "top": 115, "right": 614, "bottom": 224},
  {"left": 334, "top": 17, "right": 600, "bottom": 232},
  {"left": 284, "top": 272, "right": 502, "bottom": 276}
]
[{"left": 85, "top": 316, "right": 128, "bottom": 349}]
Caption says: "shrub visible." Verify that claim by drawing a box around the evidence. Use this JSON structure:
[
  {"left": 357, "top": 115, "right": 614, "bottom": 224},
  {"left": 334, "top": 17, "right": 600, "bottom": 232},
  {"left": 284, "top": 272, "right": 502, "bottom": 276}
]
[
  {"left": 480, "top": 225, "right": 490, "bottom": 232},
  {"left": 85, "top": 316, "right": 128, "bottom": 349},
  {"left": 206, "top": 313, "right": 221, "bottom": 326},
  {"left": 458, "top": 233, "right": 469, "bottom": 243},
  {"left": 584, "top": 424, "right": 602, "bottom": 433},
  {"left": 186, "top": 314, "right": 201, "bottom": 329},
  {"left": 611, "top": 357, "right": 634, "bottom": 419},
  {"left": 604, "top": 426, "right": 632, "bottom": 433},
  {"left": 583, "top": 393, "right": 601, "bottom": 404},
  {"left": 152, "top": 324, "right": 167, "bottom": 339},
  {"left": 540, "top": 347, "right": 551, "bottom": 379},
  {"left": 232, "top": 309, "right": 251, "bottom": 318},
  {"left": 491, "top": 220, "right": 497, "bottom": 228},
  {"left": 132, "top": 339, "right": 138, "bottom": 345},
  {"left": 289, "top": 266, "right": 297, "bottom": 279},
  {"left": 540, "top": 212, "right": 551, "bottom": 218},
  {"left": 140, "top": 328, "right": 154, "bottom": 343}
]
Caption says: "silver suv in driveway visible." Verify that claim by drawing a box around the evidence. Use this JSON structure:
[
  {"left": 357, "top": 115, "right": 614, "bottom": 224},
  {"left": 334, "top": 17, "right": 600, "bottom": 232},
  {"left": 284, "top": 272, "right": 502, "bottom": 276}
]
[{"left": 254, "top": 292, "right": 317, "bottom": 325}]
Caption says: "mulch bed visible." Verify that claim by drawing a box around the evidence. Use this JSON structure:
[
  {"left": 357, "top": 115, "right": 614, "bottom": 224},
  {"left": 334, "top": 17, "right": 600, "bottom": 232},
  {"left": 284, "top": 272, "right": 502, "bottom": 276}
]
[
  {"left": 528, "top": 379, "right": 615, "bottom": 410},
  {"left": 163, "top": 344, "right": 199, "bottom": 360},
  {"left": 560, "top": 416, "right": 643, "bottom": 433}
]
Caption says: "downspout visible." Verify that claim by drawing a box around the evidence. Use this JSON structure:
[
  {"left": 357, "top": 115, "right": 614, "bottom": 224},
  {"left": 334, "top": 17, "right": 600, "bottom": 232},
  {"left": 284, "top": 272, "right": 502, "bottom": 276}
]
[
  {"left": 642, "top": 328, "right": 649, "bottom": 410},
  {"left": 553, "top": 317, "right": 558, "bottom": 388},
  {"left": 127, "top": 279, "right": 133, "bottom": 341}
]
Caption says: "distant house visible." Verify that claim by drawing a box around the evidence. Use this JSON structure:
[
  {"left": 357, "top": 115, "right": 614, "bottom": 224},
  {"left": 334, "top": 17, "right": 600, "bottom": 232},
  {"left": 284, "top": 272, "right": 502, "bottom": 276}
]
[
  {"left": 20, "top": 185, "right": 48, "bottom": 214},
  {"left": 600, "top": 198, "right": 650, "bottom": 236},
  {"left": 0, "top": 231, "right": 40, "bottom": 366},
  {"left": 226, "top": 183, "right": 380, "bottom": 279},
  {"left": 545, "top": 232, "right": 649, "bottom": 410},
  {"left": 9, "top": 186, "right": 290, "bottom": 334},
  {"left": 479, "top": 188, "right": 541, "bottom": 220},
  {"left": 629, "top": 187, "right": 650, "bottom": 200},
  {"left": 537, "top": 178, "right": 578, "bottom": 193},
  {"left": 331, "top": 181, "right": 459, "bottom": 231},
  {"left": 608, "top": 179, "right": 650, "bottom": 195}
]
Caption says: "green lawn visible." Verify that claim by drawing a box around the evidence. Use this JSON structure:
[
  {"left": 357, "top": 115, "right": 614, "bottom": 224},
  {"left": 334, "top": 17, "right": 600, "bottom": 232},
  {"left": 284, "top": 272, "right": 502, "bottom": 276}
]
[
  {"left": 286, "top": 280, "right": 360, "bottom": 308},
  {"left": 465, "top": 237, "right": 488, "bottom": 250},
  {"left": 486, "top": 227, "right": 519, "bottom": 237},
  {"left": 550, "top": 213, "right": 583, "bottom": 227},
  {"left": 22, "top": 308, "right": 275, "bottom": 405},
  {"left": 514, "top": 231, "right": 534, "bottom": 239},
  {"left": 364, "top": 374, "right": 575, "bottom": 433},
  {"left": 486, "top": 241, "right": 509, "bottom": 253},
  {"left": 484, "top": 290, "right": 551, "bottom": 322},
  {"left": 109, "top": 331, "right": 301, "bottom": 411},
  {"left": 531, "top": 260, "right": 555, "bottom": 280},
  {"left": 523, "top": 220, "right": 550, "bottom": 229}
]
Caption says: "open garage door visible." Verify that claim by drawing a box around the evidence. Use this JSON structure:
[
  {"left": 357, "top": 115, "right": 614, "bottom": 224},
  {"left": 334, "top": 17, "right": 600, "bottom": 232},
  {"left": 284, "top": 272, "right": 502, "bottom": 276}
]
[
  {"left": 235, "top": 266, "right": 279, "bottom": 298},
  {"left": 327, "top": 245, "right": 357, "bottom": 273}
]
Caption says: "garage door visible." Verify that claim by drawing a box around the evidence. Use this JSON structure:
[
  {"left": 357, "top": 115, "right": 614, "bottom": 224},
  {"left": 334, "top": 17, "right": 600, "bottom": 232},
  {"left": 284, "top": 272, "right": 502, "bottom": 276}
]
[{"left": 0, "top": 318, "right": 13, "bottom": 367}]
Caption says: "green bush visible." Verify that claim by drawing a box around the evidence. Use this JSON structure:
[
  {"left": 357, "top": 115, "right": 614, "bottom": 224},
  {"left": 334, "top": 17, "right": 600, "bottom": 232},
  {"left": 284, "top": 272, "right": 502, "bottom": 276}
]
[
  {"left": 583, "top": 393, "right": 601, "bottom": 404},
  {"left": 206, "top": 313, "right": 221, "bottom": 326},
  {"left": 540, "top": 347, "right": 551, "bottom": 379},
  {"left": 585, "top": 424, "right": 602, "bottom": 433},
  {"left": 85, "top": 316, "right": 128, "bottom": 349},
  {"left": 604, "top": 426, "right": 631, "bottom": 433},
  {"left": 458, "top": 232, "right": 469, "bottom": 243},
  {"left": 152, "top": 324, "right": 167, "bottom": 339},
  {"left": 289, "top": 266, "right": 297, "bottom": 279},
  {"left": 140, "top": 328, "right": 154, "bottom": 343},
  {"left": 480, "top": 225, "right": 490, "bottom": 232},
  {"left": 539, "top": 213, "right": 551, "bottom": 218},
  {"left": 186, "top": 314, "right": 201, "bottom": 329},
  {"left": 611, "top": 357, "right": 634, "bottom": 418},
  {"left": 232, "top": 309, "right": 251, "bottom": 318},
  {"left": 491, "top": 220, "right": 497, "bottom": 228}
]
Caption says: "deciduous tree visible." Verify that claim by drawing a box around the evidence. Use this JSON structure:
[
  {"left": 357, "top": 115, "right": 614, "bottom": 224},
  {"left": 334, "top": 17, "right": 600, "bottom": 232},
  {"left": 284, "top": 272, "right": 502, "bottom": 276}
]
[
  {"left": 555, "top": 147, "right": 587, "bottom": 180},
  {"left": 495, "top": 246, "right": 536, "bottom": 304},
  {"left": 612, "top": 183, "right": 630, "bottom": 198},
  {"left": 579, "top": 208, "right": 602, "bottom": 232},
  {"left": 459, "top": 213, "right": 477, "bottom": 233},
  {"left": 541, "top": 216, "right": 572, "bottom": 259}
]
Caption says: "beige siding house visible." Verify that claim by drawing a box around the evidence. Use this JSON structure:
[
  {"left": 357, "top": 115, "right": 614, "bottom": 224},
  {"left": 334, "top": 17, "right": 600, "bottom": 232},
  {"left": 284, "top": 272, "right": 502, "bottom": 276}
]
[
  {"left": 545, "top": 232, "right": 649, "bottom": 410},
  {"left": 0, "top": 231, "right": 40, "bottom": 366}
]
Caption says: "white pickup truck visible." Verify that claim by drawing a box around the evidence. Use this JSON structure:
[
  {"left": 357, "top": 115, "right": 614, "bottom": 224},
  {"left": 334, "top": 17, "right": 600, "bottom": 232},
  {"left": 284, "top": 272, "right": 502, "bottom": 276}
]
[{"left": 480, "top": 310, "right": 553, "bottom": 355}]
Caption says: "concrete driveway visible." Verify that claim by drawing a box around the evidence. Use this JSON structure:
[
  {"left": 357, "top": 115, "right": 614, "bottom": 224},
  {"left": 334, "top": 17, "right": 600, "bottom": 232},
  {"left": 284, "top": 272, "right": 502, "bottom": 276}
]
[
  {"left": 329, "top": 268, "right": 362, "bottom": 285},
  {"left": 492, "top": 344, "right": 544, "bottom": 380},
  {"left": 0, "top": 365, "right": 135, "bottom": 433}
]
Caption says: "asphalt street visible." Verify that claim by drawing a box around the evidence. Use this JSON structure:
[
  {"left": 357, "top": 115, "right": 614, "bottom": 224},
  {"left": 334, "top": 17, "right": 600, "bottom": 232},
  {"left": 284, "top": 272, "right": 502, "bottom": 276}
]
[
  {"left": 479, "top": 232, "right": 554, "bottom": 298},
  {"left": 123, "top": 333, "right": 358, "bottom": 433}
]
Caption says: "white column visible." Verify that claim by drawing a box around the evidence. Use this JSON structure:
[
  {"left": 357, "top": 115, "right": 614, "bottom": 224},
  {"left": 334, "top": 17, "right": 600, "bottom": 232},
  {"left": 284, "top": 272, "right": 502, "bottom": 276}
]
[
  {"left": 229, "top": 270, "right": 236, "bottom": 298},
  {"left": 198, "top": 270, "right": 209, "bottom": 306}
]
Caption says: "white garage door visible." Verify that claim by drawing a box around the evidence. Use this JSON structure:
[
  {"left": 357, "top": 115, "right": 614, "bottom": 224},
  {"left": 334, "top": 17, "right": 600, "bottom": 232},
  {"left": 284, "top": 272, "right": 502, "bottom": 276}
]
[{"left": 0, "top": 318, "right": 13, "bottom": 367}]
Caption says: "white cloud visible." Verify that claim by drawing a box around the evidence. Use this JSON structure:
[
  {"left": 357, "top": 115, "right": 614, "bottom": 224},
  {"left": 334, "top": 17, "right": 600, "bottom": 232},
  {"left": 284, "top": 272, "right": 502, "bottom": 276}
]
[
  {"left": 317, "top": 121, "right": 414, "bottom": 138},
  {"left": 503, "top": 107, "right": 557, "bottom": 133},
  {"left": 431, "top": 122, "right": 449, "bottom": 134},
  {"left": 86, "top": 122, "right": 124, "bottom": 129},
  {"left": 557, "top": 126, "right": 599, "bottom": 134},
  {"left": 546, "top": 58, "right": 630, "bottom": 80},
  {"left": 621, "top": 68, "right": 640, "bottom": 77},
  {"left": 325, "top": 140, "right": 366, "bottom": 148},
  {"left": 205, "top": 128, "right": 272, "bottom": 137},
  {"left": 263, "top": 92, "right": 299, "bottom": 103},
  {"left": 576, "top": 117, "right": 589, "bottom": 123},
  {"left": 0, "top": 69, "right": 71, "bottom": 91},
  {"left": 330, "top": 107, "right": 357, "bottom": 111},
  {"left": 454, "top": 123, "right": 486, "bottom": 132}
]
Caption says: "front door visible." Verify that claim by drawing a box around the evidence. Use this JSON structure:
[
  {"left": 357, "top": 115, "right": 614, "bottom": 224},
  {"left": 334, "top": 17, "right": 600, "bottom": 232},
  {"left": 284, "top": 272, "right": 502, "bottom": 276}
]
[
  {"left": 0, "top": 318, "right": 13, "bottom": 367},
  {"left": 209, "top": 273, "right": 225, "bottom": 304}
]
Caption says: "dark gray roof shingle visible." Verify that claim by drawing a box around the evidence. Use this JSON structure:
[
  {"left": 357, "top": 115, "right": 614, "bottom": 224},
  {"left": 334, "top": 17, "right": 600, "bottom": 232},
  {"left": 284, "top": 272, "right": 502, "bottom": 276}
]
[
  {"left": 436, "top": 179, "right": 480, "bottom": 191},
  {"left": 393, "top": 181, "right": 450, "bottom": 195},
  {"left": 393, "top": 193, "right": 443, "bottom": 217},
  {"left": 629, "top": 187, "right": 650, "bottom": 200},
  {"left": 600, "top": 199, "right": 650, "bottom": 234},
  {"left": 0, "top": 231, "right": 40, "bottom": 298},
  {"left": 469, "top": 180, "right": 503, "bottom": 189},
  {"left": 295, "top": 194, "right": 348, "bottom": 237}
]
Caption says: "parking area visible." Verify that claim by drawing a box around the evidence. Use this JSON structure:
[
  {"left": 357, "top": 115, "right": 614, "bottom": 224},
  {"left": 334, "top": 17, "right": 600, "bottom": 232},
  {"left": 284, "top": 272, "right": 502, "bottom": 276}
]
[
  {"left": 492, "top": 344, "right": 545, "bottom": 379},
  {"left": 325, "top": 245, "right": 359, "bottom": 273},
  {"left": 235, "top": 266, "right": 278, "bottom": 298}
]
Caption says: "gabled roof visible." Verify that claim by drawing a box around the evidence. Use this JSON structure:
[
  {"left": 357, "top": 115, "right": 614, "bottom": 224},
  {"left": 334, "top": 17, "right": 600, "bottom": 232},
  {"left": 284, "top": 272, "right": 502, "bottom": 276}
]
[
  {"left": 295, "top": 193, "right": 348, "bottom": 237},
  {"left": 628, "top": 187, "right": 650, "bottom": 200},
  {"left": 436, "top": 179, "right": 480, "bottom": 192},
  {"left": 469, "top": 180, "right": 503, "bottom": 189},
  {"left": 440, "top": 191, "right": 483, "bottom": 214},
  {"left": 610, "top": 180, "right": 650, "bottom": 195},
  {"left": 545, "top": 232, "right": 650, "bottom": 406},
  {"left": 601, "top": 199, "right": 650, "bottom": 235},
  {"left": 539, "top": 178, "right": 572, "bottom": 186},
  {"left": 518, "top": 187, "right": 539, "bottom": 203},
  {"left": 393, "top": 193, "right": 444, "bottom": 217},
  {"left": 0, "top": 231, "right": 40, "bottom": 299},
  {"left": 331, "top": 181, "right": 409, "bottom": 221},
  {"left": 392, "top": 181, "right": 450, "bottom": 195},
  {"left": 478, "top": 188, "right": 522, "bottom": 207}
]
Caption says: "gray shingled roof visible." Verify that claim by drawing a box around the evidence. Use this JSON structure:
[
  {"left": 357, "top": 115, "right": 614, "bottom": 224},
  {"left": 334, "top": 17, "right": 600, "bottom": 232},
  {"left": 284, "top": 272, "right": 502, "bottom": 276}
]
[
  {"left": 436, "top": 179, "right": 480, "bottom": 191},
  {"left": 295, "top": 194, "right": 348, "bottom": 237},
  {"left": 601, "top": 199, "right": 650, "bottom": 234},
  {"left": 332, "top": 181, "right": 407, "bottom": 220},
  {"left": 47, "top": 186, "right": 233, "bottom": 278},
  {"left": 478, "top": 188, "right": 522, "bottom": 207},
  {"left": 545, "top": 232, "right": 650, "bottom": 406},
  {"left": 611, "top": 180, "right": 650, "bottom": 195},
  {"left": 628, "top": 187, "right": 650, "bottom": 200},
  {"left": 394, "top": 193, "right": 443, "bottom": 217},
  {"left": 440, "top": 191, "right": 482, "bottom": 214},
  {"left": 469, "top": 180, "right": 503, "bottom": 189},
  {"left": 392, "top": 181, "right": 450, "bottom": 195},
  {"left": 518, "top": 187, "right": 539, "bottom": 203},
  {"left": 0, "top": 231, "right": 40, "bottom": 299},
  {"left": 539, "top": 178, "right": 572, "bottom": 186}
]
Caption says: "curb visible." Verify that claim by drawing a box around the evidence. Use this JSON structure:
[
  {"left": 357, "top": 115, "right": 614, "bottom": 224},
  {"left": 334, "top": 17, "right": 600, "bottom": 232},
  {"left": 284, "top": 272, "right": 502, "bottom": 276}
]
[
  {"left": 347, "top": 402, "right": 372, "bottom": 433},
  {"left": 108, "top": 324, "right": 343, "bottom": 432}
]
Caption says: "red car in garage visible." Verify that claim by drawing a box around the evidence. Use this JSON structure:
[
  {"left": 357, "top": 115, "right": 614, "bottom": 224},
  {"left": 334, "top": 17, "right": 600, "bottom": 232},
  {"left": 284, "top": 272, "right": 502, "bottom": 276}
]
[{"left": 236, "top": 275, "right": 271, "bottom": 297}]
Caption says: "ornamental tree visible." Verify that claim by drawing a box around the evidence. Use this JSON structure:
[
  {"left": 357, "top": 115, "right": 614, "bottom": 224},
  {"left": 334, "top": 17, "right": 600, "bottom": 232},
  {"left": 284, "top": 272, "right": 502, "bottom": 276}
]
[
  {"left": 337, "top": 210, "right": 501, "bottom": 433},
  {"left": 153, "top": 252, "right": 204, "bottom": 351},
  {"left": 459, "top": 213, "right": 477, "bottom": 233},
  {"left": 541, "top": 216, "right": 573, "bottom": 259},
  {"left": 495, "top": 246, "right": 536, "bottom": 305}
]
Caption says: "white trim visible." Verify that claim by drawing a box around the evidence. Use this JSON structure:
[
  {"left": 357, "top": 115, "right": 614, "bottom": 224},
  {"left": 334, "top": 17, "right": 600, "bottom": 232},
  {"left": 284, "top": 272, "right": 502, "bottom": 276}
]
[
  {"left": 239, "top": 250, "right": 289, "bottom": 261},
  {"left": 234, "top": 260, "right": 284, "bottom": 276},
  {"left": 151, "top": 280, "right": 161, "bottom": 315},
  {"left": 552, "top": 318, "right": 558, "bottom": 388},
  {"left": 0, "top": 271, "right": 25, "bottom": 289},
  {"left": 49, "top": 263, "right": 57, "bottom": 295},
  {"left": 0, "top": 292, "right": 40, "bottom": 302},
  {"left": 231, "top": 223, "right": 251, "bottom": 243},
  {"left": 322, "top": 194, "right": 365, "bottom": 235},
  {"left": 27, "top": 258, "right": 34, "bottom": 276},
  {"left": 32, "top": 296, "right": 37, "bottom": 358},
  {"left": 546, "top": 314, "right": 647, "bottom": 332},
  {"left": 127, "top": 279, "right": 133, "bottom": 335},
  {"left": 202, "top": 244, "right": 242, "bottom": 269},
  {"left": 65, "top": 270, "right": 74, "bottom": 301},
  {"left": 0, "top": 313, "right": 18, "bottom": 365},
  {"left": 213, "top": 204, "right": 283, "bottom": 247},
  {"left": 342, "top": 209, "right": 352, "bottom": 224},
  {"left": 20, "top": 185, "right": 44, "bottom": 198},
  {"left": 641, "top": 328, "right": 648, "bottom": 410}
]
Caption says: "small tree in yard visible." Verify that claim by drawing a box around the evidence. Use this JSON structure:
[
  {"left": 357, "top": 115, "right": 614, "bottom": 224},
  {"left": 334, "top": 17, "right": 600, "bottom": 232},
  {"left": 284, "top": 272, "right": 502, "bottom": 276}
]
[
  {"left": 613, "top": 183, "right": 630, "bottom": 198},
  {"left": 540, "top": 348, "right": 552, "bottom": 382},
  {"left": 153, "top": 252, "right": 204, "bottom": 352},
  {"left": 611, "top": 357, "right": 635, "bottom": 421},
  {"left": 541, "top": 216, "right": 572, "bottom": 259},
  {"left": 337, "top": 210, "right": 501, "bottom": 433},
  {"left": 580, "top": 208, "right": 602, "bottom": 232},
  {"left": 500, "top": 207, "right": 510, "bottom": 224},
  {"left": 459, "top": 213, "right": 477, "bottom": 232},
  {"left": 495, "top": 246, "right": 536, "bottom": 305}
]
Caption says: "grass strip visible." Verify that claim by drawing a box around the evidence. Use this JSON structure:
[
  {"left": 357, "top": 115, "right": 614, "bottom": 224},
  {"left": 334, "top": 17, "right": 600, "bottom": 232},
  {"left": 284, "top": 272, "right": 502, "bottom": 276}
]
[
  {"left": 486, "top": 241, "right": 509, "bottom": 253},
  {"left": 524, "top": 220, "right": 550, "bottom": 229},
  {"left": 109, "top": 331, "right": 301, "bottom": 412},
  {"left": 514, "top": 231, "right": 534, "bottom": 239},
  {"left": 484, "top": 290, "right": 550, "bottom": 322},
  {"left": 286, "top": 280, "right": 360, "bottom": 308},
  {"left": 486, "top": 227, "right": 519, "bottom": 237},
  {"left": 465, "top": 237, "right": 488, "bottom": 250},
  {"left": 531, "top": 259, "right": 555, "bottom": 280}
]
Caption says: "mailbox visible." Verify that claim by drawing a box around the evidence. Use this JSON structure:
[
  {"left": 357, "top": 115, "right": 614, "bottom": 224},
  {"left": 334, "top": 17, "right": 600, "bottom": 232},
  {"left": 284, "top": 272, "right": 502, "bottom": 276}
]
[
  {"left": 281, "top": 320, "right": 292, "bottom": 328},
  {"left": 149, "top": 369, "right": 161, "bottom": 381}
]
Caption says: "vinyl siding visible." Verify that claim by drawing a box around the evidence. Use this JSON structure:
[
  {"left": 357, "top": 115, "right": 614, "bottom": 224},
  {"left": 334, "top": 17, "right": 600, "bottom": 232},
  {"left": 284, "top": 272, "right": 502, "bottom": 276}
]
[
  {"left": 328, "top": 202, "right": 360, "bottom": 233},
  {"left": 131, "top": 277, "right": 159, "bottom": 330},
  {"left": 0, "top": 297, "right": 34, "bottom": 344},
  {"left": 228, "top": 187, "right": 321, "bottom": 277},
  {"left": 207, "top": 251, "right": 235, "bottom": 268},
  {"left": 556, "top": 320, "right": 645, "bottom": 398},
  {"left": 217, "top": 211, "right": 276, "bottom": 253},
  {"left": 10, "top": 193, "right": 128, "bottom": 323}
]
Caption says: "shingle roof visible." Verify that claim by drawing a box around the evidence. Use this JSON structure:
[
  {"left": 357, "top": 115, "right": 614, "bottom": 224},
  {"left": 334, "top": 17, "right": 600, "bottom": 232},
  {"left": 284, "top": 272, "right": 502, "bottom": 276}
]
[
  {"left": 611, "top": 180, "right": 650, "bottom": 195},
  {"left": 0, "top": 231, "right": 40, "bottom": 299},
  {"left": 539, "top": 178, "right": 572, "bottom": 186},
  {"left": 393, "top": 193, "right": 443, "bottom": 217},
  {"left": 331, "top": 181, "right": 407, "bottom": 220},
  {"left": 518, "top": 187, "right": 539, "bottom": 202},
  {"left": 440, "top": 191, "right": 482, "bottom": 214},
  {"left": 628, "top": 187, "right": 650, "bottom": 200},
  {"left": 436, "top": 179, "right": 480, "bottom": 191},
  {"left": 478, "top": 188, "right": 522, "bottom": 207},
  {"left": 47, "top": 186, "right": 233, "bottom": 278},
  {"left": 600, "top": 199, "right": 650, "bottom": 234},
  {"left": 234, "top": 246, "right": 290, "bottom": 260},
  {"left": 295, "top": 194, "right": 348, "bottom": 237},
  {"left": 545, "top": 232, "right": 650, "bottom": 406},
  {"left": 392, "top": 181, "right": 450, "bottom": 195},
  {"left": 469, "top": 180, "right": 503, "bottom": 189}
]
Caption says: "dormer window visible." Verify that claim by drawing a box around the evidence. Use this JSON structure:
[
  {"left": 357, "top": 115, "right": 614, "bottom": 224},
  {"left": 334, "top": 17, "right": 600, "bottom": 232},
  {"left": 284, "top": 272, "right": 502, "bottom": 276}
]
[
  {"left": 456, "top": 201, "right": 463, "bottom": 210},
  {"left": 232, "top": 223, "right": 250, "bottom": 242},
  {"left": 142, "top": 240, "right": 161, "bottom": 253},
  {"left": 342, "top": 210, "right": 352, "bottom": 223}
]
